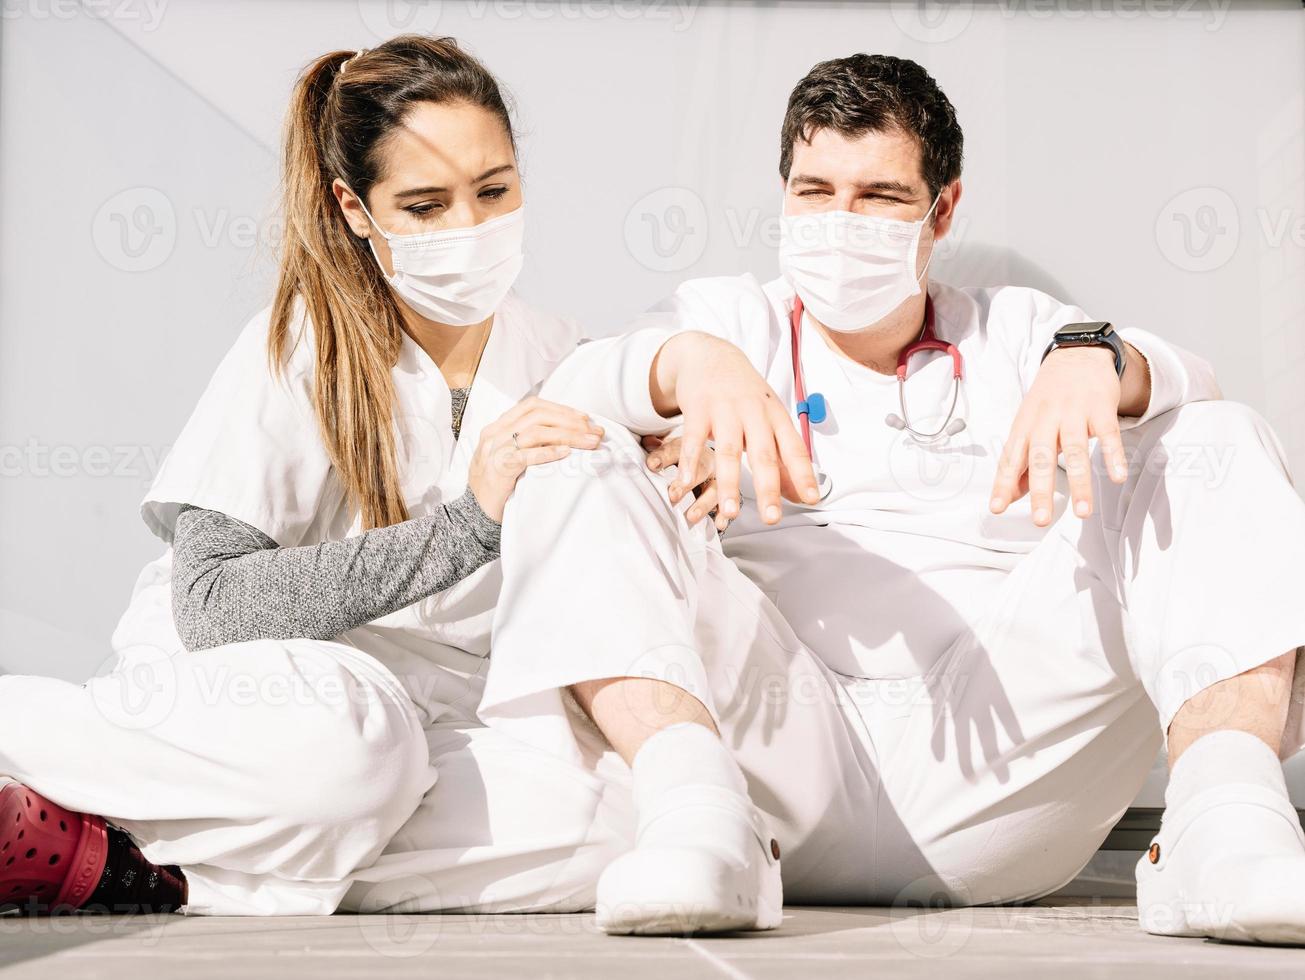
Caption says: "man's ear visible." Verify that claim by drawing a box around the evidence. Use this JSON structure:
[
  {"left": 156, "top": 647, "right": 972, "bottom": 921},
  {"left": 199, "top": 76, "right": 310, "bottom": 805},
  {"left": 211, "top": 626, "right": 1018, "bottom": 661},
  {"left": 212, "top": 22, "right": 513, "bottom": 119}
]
[{"left": 933, "top": 179, "right": 964, "bottom": 241}]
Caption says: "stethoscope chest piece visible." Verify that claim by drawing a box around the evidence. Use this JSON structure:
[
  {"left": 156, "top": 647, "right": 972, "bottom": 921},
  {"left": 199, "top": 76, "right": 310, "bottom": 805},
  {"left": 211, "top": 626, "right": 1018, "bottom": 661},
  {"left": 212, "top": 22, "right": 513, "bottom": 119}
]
[{"left": 814, "top": 468, "right": 834, "bottom": 500}]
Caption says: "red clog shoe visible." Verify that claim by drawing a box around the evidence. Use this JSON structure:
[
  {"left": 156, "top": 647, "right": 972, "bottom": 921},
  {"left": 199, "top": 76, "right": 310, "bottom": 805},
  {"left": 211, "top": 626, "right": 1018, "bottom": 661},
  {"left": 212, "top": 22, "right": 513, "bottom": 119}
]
[{"left": 0, "top": 782, "right": 108, "bottom": 914}]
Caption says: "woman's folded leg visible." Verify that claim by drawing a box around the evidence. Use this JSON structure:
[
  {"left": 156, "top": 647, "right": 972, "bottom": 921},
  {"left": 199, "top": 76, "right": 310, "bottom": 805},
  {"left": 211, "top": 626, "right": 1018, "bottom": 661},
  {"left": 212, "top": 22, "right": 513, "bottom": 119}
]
[{"left": 0, "top": 637, "right": 435, "bottom": 915}]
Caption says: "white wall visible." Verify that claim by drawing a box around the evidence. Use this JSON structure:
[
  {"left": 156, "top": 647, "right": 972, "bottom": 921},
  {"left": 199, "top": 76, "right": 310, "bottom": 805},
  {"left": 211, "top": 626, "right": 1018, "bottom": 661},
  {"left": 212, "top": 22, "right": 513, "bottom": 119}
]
[{"left": 1, "top": 1, "right": 1303, "bottom": 798}]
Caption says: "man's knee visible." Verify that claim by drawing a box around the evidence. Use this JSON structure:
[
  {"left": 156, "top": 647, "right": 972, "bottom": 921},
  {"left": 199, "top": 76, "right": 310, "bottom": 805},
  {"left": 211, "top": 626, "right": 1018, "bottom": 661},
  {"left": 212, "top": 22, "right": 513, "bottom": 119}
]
[
  {"left": 1136, "top": 400, "right": 1276, "bottom": 453},
  {"left": 1125, "top": 400, "right": 1288, "bottom": 489}
]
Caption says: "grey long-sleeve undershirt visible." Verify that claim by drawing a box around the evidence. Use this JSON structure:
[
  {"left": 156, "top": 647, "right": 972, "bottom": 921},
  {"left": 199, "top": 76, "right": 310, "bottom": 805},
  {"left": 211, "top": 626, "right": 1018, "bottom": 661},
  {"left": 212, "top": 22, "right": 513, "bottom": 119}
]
[{"left": 170, "top": 387, "right": 501, "bottom": 652}]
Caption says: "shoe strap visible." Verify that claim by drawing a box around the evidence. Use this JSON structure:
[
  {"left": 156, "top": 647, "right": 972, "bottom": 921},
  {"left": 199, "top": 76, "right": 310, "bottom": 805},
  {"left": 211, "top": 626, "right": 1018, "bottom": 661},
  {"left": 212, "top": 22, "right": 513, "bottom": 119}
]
[
  {"left": 1149, "top": 784, "right": 1305, "bottom": 868},
  {"left": 636, "top": 784, "right": 781, "bottom": 867}
]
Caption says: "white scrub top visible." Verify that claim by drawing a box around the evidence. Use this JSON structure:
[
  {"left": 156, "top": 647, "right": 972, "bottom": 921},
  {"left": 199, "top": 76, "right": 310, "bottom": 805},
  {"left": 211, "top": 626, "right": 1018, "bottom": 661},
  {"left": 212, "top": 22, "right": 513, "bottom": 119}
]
[
  {"left": 110, "top": 291, "right": 583, "bottom": 726},
  {"left": 545, "top": 274, "right": 1222, "bottom": 680}
]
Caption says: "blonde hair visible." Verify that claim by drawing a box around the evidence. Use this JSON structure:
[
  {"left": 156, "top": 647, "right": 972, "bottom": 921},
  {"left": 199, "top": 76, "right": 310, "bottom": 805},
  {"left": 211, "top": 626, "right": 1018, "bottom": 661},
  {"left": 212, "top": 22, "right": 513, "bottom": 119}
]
[{"left": 269, "top": 36, "right": 514, "bottom": 529}]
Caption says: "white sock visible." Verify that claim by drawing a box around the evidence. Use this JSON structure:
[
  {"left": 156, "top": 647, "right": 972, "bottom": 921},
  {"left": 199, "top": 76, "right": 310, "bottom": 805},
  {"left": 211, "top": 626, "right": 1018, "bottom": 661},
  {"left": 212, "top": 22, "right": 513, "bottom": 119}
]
[
  {"left": 1165, "top": 730, "right": 1288, "bottom": 814},
  {"left": 630, "top": 722, "right": 748, "bottom": 817}
]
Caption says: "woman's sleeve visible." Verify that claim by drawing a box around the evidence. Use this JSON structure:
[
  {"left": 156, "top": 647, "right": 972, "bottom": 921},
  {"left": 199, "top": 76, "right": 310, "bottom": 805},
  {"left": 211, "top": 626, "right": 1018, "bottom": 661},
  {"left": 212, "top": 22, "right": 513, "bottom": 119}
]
[
  {"left": 142, "top": 306, "right": 337, "bottom": 547},
  {"left": 171, "top": 493, "right": 501, "bottom": 652}
]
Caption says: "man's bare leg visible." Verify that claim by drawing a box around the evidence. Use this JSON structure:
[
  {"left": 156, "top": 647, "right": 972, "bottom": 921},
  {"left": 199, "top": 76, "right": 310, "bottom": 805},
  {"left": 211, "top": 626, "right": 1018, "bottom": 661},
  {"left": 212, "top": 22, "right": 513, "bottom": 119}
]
[
  {"left": 571, "top": 678, "right": 717, "bottom": 764},
  {"left": 1167, "top": 652, "right": 1295, "bottom": 766}
]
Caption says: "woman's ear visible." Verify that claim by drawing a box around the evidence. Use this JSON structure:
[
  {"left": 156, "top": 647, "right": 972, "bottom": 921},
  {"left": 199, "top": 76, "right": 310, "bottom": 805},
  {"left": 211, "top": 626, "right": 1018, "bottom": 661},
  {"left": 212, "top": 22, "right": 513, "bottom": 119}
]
[
  {"left": 332, "top": 178, "right": 373, "bottom": 239},
  {"left": 933, "top": 179, "right": 963, "bottom": 241}
]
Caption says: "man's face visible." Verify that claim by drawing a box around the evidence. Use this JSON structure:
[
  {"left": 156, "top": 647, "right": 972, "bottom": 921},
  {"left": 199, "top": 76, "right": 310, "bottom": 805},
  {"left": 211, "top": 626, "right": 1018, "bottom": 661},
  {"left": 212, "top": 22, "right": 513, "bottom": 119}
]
[{"left": 782, "top": 126, "right": 959, "bottom": 239}]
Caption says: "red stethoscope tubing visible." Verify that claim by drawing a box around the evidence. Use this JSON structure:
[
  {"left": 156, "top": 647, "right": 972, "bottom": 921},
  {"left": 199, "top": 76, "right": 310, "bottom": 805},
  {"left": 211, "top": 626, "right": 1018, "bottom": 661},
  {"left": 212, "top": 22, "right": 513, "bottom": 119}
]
[{"left": 789, "top": 294, "right": 962, "bottom": 455}]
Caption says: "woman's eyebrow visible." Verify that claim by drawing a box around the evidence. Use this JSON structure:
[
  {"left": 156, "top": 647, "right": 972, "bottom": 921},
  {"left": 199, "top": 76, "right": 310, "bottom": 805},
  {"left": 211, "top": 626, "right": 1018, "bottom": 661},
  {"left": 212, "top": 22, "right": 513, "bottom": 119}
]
[
  {"left": 473, "top": 163, "right": 515, "bottom": 182},
  {"left": 392, "top": 164, "right": 515, "bottom": 199}
]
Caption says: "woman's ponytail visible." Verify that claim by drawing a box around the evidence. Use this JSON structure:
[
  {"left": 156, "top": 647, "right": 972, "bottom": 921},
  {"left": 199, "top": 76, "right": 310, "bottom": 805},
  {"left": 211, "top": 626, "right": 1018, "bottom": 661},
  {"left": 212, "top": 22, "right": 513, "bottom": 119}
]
[{"left": 269, "top": 49, "right": 410, "bottom": 531}]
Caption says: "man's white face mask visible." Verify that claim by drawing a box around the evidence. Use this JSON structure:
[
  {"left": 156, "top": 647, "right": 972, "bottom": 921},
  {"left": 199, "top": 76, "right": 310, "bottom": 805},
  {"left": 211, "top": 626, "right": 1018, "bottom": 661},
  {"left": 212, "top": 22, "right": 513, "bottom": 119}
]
[
  {"left": 778, "top": 194, "right": 939, "bottom": 332},
  {"left": 357, "top": 195, "right": 525, "bottom": 327}
]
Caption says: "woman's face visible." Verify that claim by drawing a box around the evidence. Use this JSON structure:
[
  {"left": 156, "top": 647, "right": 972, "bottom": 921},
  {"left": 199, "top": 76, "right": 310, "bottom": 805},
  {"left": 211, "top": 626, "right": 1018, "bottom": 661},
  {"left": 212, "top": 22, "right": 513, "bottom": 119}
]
[{"left": 334, "top": 100, "right": 521, "bottom": 276}]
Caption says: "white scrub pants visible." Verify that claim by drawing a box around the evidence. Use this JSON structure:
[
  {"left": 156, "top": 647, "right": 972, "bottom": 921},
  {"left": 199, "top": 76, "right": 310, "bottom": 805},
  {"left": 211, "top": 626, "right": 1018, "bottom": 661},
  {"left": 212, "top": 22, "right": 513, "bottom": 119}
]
[
  {"left": 3, "top": 402, "right": 1301, "bottom": 914},
  {"left": 477, "top": 401, "right": 1305, "bottom": 907}
]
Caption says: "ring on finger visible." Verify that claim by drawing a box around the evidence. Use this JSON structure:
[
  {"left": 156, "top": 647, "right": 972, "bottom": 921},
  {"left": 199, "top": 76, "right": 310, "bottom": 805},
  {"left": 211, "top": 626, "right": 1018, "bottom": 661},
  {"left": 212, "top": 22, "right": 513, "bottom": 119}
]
[{"left": 511, "top": 431, "right": 521, "bottom": 451}]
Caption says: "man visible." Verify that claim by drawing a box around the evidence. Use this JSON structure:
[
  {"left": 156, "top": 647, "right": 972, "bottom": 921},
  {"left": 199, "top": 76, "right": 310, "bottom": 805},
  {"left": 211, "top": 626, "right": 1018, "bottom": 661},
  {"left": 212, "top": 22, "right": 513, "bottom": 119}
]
[{"left": 480, "top": 54, "right": 1305, "bottom": 941}]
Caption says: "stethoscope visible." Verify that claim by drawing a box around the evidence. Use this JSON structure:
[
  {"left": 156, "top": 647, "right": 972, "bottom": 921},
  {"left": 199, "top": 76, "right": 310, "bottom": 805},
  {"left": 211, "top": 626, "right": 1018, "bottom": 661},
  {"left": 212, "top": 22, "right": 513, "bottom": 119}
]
[{"left": 790, "top": 294, "right": 967, "bottom": 499}]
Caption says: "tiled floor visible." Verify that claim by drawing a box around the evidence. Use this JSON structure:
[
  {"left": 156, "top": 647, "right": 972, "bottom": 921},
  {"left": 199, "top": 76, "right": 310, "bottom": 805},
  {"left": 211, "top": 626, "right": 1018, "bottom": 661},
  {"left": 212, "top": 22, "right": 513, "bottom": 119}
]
[{"left": 2, "top": 898, "right": 1302, "bottom": 979}]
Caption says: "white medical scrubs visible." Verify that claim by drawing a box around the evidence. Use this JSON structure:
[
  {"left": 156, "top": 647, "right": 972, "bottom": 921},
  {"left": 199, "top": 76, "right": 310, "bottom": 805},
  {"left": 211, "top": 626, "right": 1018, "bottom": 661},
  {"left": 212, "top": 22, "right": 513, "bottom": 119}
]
[
  {"left": 474, "top": 275, "right": 1305, "bottom": 907},
  {"left": 0, "top": 292, "right": 621, "bottom": 915}
]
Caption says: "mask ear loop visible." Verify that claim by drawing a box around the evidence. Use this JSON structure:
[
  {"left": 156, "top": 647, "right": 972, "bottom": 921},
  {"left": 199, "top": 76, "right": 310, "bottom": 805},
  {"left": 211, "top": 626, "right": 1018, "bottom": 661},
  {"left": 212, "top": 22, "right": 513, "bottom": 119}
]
[
  {"left": 346, "top": 186, "right": 393, "bottom": 242},
  {"left": 340, "top": 183, "right": 400, "bottom": 276},
  {"left": 912, "top": 192, "right": 943, "bottom": 285}
]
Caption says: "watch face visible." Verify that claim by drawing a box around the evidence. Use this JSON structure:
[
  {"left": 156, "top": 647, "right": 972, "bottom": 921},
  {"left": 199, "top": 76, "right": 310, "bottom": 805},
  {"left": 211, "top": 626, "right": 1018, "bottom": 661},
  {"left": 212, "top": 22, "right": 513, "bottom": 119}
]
[{"left": 1057, "top": 322, "right": 1111, "bottom": 343}]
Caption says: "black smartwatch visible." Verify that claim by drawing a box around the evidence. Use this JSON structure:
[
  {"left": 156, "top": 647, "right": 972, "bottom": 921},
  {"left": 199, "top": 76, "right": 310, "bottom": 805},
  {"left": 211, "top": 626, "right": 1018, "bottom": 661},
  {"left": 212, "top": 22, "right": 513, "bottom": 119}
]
[{"left": 1042, "top": 322, "right": 1126, "bottom": 377}]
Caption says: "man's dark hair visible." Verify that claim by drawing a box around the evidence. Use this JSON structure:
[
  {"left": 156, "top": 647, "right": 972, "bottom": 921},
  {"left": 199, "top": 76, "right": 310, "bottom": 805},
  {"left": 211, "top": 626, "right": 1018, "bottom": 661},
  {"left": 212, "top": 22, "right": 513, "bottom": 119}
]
[{"left": 779, "top": 54, "right": 964, "bottom": 198}]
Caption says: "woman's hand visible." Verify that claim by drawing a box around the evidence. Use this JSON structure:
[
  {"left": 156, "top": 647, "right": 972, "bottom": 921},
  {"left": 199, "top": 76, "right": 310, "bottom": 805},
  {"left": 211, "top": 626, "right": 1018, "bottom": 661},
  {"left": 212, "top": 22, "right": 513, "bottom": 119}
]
[
  {"left": 651, "top": 332, "right": 820, "bottom": 526},
  {"left": 643, "top": 435, "right": 728, "bottom": 531},
  {"left": 989, "top": 347, "right": 1135, "bottom": 526},
  {"left": 468, "top": 396, "right": 604, "bottom": 522}
]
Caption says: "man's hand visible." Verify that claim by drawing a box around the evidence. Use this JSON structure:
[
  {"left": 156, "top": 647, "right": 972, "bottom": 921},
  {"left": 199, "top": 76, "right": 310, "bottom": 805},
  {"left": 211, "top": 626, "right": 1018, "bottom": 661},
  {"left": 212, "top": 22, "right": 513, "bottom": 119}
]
[
  {"left": 989, "top": 346, "right": 1143, "bottom": 526},
  {"left": 643, "top": 435, "right": 731, "bottom": 530},
  {"left": 650, "top": 332, "right": 820, "bottom": 525}
]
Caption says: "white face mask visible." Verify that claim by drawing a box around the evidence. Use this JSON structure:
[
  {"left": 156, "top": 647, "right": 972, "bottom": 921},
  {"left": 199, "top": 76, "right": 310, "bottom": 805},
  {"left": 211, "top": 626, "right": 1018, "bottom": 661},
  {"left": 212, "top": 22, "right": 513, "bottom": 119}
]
[
  {"left": 778, "top": 195, "right": 939, "bottom": 332},
  {"left": 357, "top": 197, "right": 525, "bottom": 327}
]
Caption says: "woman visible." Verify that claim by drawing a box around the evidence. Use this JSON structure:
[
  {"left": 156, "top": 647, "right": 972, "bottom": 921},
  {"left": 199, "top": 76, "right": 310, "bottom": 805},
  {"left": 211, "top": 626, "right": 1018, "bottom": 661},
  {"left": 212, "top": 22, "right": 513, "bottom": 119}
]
[{"left": 0, "top": 35, "right": 699, "bottom": 917}]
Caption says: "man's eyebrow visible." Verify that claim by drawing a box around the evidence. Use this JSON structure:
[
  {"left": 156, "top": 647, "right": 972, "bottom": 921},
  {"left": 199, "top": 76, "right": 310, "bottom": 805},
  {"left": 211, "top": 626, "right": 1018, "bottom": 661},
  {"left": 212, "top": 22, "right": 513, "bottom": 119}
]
[
  {"left": 855, "top": 179, "right": 917, "bottom": 196},
  {"left": 789, "top": 174, "right": 919, "bottom": 197},
  {"left": 392, "top": 165, "right": 516, "bottom": 199}
]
